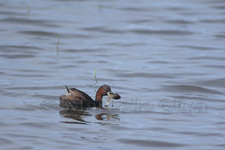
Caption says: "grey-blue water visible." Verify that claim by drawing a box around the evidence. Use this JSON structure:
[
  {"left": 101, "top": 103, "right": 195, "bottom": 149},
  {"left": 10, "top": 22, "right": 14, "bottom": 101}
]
[{"left": 1, "top": 0, "right": 225, "bottom": 149}]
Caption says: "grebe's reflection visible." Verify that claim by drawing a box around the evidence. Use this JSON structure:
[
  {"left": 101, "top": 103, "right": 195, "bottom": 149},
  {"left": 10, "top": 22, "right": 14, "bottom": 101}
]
[
  {"left": 59, "top": 107, "right": 119, "bottom": 124},
  {"left": 95, "top": 113, "right": 119, "bottom": 121},
  {"left": 59, "top": 108, "right": 90, "bottom": 124}
]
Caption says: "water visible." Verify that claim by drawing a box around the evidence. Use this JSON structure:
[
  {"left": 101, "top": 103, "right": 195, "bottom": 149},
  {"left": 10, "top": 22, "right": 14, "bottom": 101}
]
[{"left": 1, "top": 0, "right": 225, "bottom": 149}]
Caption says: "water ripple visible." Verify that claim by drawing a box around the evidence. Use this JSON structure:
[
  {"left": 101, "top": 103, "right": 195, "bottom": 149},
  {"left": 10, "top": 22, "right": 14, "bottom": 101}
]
[
  {"left": 0, "top": 138, "right": 11, "bottom": 145},
  {"left": 130, "top": 29, "right": 194, "bottom": 35},
  {"left": 116, "top": 72, "right": 175, "bottom": 78},
  {"left": 162, "top": 85, "right": 224, "bottom": 95},
  {"left": 1, "top": 18, "right": 59, "bottom": 27},
  {"left": 118, "top": 139, "right": 186, "bottom": 148}
]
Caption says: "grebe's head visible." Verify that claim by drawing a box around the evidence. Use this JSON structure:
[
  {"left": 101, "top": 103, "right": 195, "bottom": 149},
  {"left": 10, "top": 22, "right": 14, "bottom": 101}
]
[
  {"left": 96, "top": 84, "right": 121, "bottom": 101},
  {"left": 100, "top": 84, "right": 112, "bottom": 95}
]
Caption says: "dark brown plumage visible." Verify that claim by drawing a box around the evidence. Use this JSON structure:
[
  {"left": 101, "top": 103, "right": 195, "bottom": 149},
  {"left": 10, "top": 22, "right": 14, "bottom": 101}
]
[{"left": 59, "top": 84, "right": 121, "bottom": 108}]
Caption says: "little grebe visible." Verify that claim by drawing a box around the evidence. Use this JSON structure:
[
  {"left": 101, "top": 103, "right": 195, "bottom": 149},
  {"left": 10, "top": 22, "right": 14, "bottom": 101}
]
[{"left": 59, "top": 84, "right": 121, "bottom": 108}]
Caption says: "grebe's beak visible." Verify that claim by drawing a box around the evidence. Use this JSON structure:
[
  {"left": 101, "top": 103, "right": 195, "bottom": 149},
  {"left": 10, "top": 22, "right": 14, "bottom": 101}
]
[{"left": 108, "top": 92, "right": 121, "bottom": 100}]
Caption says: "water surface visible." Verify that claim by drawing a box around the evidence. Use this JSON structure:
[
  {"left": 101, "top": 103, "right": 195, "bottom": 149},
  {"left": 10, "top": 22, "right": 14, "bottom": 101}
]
[{"left": 1, "top": 0, "right": 225, "bottom": 149}]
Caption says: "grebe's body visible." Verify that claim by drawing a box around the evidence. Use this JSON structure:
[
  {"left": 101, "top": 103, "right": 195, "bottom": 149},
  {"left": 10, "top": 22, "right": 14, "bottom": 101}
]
[{"left": 60, "top": 84, "right": 120, "bottom": 108}]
